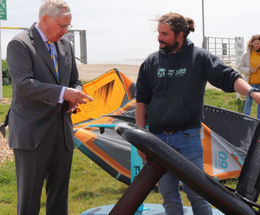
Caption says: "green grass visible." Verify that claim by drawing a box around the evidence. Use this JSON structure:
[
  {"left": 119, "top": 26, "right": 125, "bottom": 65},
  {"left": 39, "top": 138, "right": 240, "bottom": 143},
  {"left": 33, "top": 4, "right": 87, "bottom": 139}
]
[
  {"left": 0, "top": 86, "right": 259, "bottom": 214},
  {"left": 204, "top": 89, "right": 258, "bottom": 117},
  {"left": 0, "top": 85, "right": 11, "bottom": 122},
  {"left": 2, "top": 85, "right": 12, "bottom": 99}
]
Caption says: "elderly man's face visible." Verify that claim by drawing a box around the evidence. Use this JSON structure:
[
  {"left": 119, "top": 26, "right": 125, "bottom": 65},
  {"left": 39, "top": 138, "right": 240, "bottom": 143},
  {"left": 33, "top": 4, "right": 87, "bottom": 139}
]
[{"left": 44, "top": 13, "right": 72, "bottom": 42}]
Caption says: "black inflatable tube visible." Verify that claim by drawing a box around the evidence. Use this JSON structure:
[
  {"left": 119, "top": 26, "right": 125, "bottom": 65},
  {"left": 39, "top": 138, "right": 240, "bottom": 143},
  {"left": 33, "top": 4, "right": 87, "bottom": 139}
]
[
  {"left": 109, "top": 158, "right": 165, "bottom": 215},
  {"left": 111, "top": 122, "right": 257, "bottom": 215}
]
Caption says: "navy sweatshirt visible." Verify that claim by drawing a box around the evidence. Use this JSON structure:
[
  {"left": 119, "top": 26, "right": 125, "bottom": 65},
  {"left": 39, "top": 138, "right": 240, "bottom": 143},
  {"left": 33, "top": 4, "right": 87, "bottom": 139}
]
[{"left": 136, "top": 38, "right": 242, "bottom": 132}]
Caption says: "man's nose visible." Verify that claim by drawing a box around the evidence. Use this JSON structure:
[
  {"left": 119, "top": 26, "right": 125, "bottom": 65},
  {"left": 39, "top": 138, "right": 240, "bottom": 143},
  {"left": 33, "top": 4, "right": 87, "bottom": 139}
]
[{"left": 62, "top": 28, "right": 68, "bottom": 34}]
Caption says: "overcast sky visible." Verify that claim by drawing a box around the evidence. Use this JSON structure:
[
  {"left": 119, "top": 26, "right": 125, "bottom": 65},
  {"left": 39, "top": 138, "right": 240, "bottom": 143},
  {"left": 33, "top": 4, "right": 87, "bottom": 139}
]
[{"left": 0, "top": 0, "right": 258, "bottom": 65}]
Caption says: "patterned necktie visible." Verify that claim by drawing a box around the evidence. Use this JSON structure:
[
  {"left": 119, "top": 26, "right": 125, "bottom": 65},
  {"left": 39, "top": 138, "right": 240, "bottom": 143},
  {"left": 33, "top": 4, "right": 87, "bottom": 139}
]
[{"left": 47, "top": 41, "right": 59, "bottom": 80}]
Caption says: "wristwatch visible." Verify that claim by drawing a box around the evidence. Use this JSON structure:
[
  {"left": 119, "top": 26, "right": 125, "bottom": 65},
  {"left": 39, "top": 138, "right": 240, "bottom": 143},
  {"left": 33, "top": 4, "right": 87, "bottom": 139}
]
[{"left": 248, "top": 87, "right": 260, "bottom": 99}]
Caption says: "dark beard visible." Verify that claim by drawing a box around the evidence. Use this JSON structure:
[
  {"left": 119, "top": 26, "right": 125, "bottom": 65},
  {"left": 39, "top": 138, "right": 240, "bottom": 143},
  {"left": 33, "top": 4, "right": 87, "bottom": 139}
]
[{"left": 159, "top": 41, "right": 180, "bottom": 53}]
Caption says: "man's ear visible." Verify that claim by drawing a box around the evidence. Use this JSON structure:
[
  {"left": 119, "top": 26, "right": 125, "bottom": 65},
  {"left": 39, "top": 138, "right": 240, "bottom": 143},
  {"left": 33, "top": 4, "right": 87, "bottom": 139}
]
[
  {"left": 176, "top": 31, "right": 185, "bottom": 45},
  {"left": 177, "top": 31, "right": 184, "bottom": 39},
  {"left": 42, "top": 14, "right": 51, "bottom": 25}
]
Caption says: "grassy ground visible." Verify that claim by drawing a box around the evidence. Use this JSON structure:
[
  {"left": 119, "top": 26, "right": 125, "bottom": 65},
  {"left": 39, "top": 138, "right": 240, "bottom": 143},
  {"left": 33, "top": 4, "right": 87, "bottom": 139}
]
[
  {"left": 0, "top": 85, "right": 11, "bottom": 122},
  {"left": 0, "top": 86, "right": 259, "bottom": 214},
  {"left": 204, "top": 90, "right": 247, "bottom": 115}
]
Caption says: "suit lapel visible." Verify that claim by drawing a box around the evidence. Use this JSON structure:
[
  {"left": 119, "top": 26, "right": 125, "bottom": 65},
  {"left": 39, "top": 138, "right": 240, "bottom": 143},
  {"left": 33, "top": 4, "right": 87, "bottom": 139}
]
[{"left": 29, "top": 24, "right": 60, "bottom": 83}]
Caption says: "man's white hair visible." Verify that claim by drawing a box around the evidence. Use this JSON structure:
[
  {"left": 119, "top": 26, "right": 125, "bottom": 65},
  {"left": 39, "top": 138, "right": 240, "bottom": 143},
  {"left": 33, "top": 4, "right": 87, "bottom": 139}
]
[{"left": 38, "top": 0, "right": 71, "bottom": 20}]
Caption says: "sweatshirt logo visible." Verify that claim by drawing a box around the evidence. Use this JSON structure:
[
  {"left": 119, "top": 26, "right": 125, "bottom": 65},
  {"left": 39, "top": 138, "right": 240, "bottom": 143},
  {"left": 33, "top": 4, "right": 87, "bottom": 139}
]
[
  {"left": 168, "top": 69, "right": 174, "bottom": 77},
  {"left": 175, "top": 68, "right": 186, "bottom": 77},
  {"left": 157, "top": 68, "right": 166, "bottom": 77},
  {"left": 158, "top": 67, "right": 187, "bottom": 78}
]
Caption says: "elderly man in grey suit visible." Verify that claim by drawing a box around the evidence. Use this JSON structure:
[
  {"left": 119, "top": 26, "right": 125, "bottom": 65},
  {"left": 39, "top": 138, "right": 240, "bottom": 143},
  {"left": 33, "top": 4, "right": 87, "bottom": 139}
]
[{"left": 6, "top": 0, "right": 93, "bottom": 214}]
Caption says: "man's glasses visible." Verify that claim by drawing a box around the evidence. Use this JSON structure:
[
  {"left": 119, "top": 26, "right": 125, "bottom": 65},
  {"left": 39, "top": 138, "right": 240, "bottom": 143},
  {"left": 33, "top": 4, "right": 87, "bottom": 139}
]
[{"left": 53, "top": 18, "right": 73, "bottom": 30}]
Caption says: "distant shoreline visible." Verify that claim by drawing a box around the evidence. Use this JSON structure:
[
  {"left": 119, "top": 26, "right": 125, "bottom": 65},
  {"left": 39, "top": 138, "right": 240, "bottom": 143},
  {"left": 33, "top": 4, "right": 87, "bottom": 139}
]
[
  {"left": 77, "top": 63, "right": 218, "bottom": 90},
  {"left": 84, "top": 59, "right": 144, "bottom": 66}
]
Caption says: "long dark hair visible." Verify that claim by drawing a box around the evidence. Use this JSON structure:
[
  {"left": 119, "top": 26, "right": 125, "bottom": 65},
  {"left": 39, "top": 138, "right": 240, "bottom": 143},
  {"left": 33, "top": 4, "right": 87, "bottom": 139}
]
[{"left": 156, "top": 12, "right": 195, "bottom": 38}]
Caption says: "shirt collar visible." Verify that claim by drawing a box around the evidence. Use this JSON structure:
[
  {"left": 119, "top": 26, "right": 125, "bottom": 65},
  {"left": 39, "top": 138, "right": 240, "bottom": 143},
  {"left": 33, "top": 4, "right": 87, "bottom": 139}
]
[
  {"left": 35, "top": 23, "right": 58, "bottom": 56},
  {"left": 35, "top": 23, "right": 48, "bottom": 43}
]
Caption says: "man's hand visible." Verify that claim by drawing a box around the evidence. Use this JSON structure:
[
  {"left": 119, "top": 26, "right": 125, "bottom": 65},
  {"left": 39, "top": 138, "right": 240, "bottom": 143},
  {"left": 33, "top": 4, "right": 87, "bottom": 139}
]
[
  {"left": 64, "top": 88, "right": 94, "bottom": 104},
  {"left": 66, "top": 102, "right": 79, "bottom": 113}
]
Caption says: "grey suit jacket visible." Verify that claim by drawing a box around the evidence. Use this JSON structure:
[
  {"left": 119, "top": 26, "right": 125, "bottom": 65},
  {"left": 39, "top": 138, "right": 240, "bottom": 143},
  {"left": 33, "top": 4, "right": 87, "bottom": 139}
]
[{"left": 6, "top": 23, "right": 81, "bottom": 150}]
